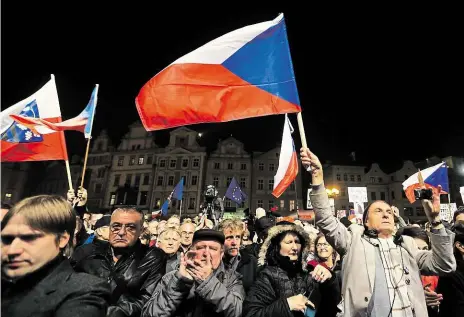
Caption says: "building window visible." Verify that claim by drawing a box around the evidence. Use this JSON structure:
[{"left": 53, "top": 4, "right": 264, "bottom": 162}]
[
  {"left": 228, "top": 162, "right": 233, "bottom": 170},
  {"left": 159, "top": 159, "right": 166, "bottom": 167},
  {"left": 241, "top": 163, "right": 247, "bottom": 170},
  {"left": 214, "top": 162, "right": 220, "bottom": 169},
  {"left": 125, "top": 174, "right": 132, "bottom": 185},
  {"left": 258, "top": 163, "right": 264, "bottom": 171},
  {"left": 191, "top": 175, "right": 198, "bottom": 186},
  {"left": 378, "top": 177, "right": 383, "bottom": 183},
  {"left": 154, "top": 198, "right": 161, "bottom": 208},
  {"left": 113, "top": 175, "right": 120, "bottom": 186},
  {"left": 336, "top": 174, "right": 341, "bottom": 181},
  {"left": 129, "top": 156, "right": 136, "bottom": 165},
  {"left": 117, "top": 156, "right": 124, "bottom": 166},
  {"left": 268, "top": 180, "right": 274, "bottom": 190},
  {"left": 170, "top": 160, "right": 176, "bottom": 168},
  {"left": 370, "top": 177, "right": 375, "bottom": 183},
  {"left": 240, "top": 177, "right": 246, "bottom": 188},
  {"left": 344, "top": 174, "right": 348, "bottom": 181},
  {"left": 168, "top": 176, "right": 174, "bottom": 186},
  {"left": 258, "top": 179, "right": 264, "bottom": 190},
  {"left": 193, "top": 158, "right": 200, "bottom": 167},
  {"left": 280, "top": 200, "right": 285, "bottom": 209},
  {"left": 109, "top": 192, "right": 116, "bottom": 205},
  {"left": 391, "top": 191, "right": 395, "bottom": 199},
  {"left": 143, "top": 175, "right": 150, "bottom": 185},
  {"left": 97, "top": 168, "right": 105, "bottom": 178},
  {"left": 357, "top": 175, "right": 362, "bottom": 182},
  {"left": 371, "top": 192, "right": 376, "bottom": 200},
  {"left": 350, "top": 175, "right": 355, "bottom": 182},
  {"left": 94, "top": 183, "right": 102, "bottom": 194},
  {"left": 404, "top": 207, "right": 414, "bottom": 216},
  {"left": 139, "top": 191, "right": 148, "bottom": 205},
  {"left": 257, "top": 200, "right": 263, "bottom": 208},
  {"left": 189, "top": 197, "right": 196, "bottom": 209},
  {"left": 147, "top": 155, "right": 153, "bottom": 164},
  {"left": 134, "top": 174, "right": 141, "bottom": 186},
  {"left": 268, "top": 200, "right": 274, "bottom": 210},
  {"left": 289, "top": 200, "right": 295, "bottom": 211},
  {"left": 416, "top": 207, "right": 425, "bottom": 216},
  {"left": 226, "top": 177, "right": 232, "bottom": 187},
  {"left": 157, "top": 176, "right": 164, "bottom": 186},
  {"left": 225, "top": 199, "right": 232, "bottom": 208},
  {"left": 213, "top": 177, "right": 219, "bottom": 187},
  {"left": 380, "top": 192, "right": 386, "bottom": 200},
  {"left": 182, "top": 159, "right": 189, "bottom": 168},
  {"left": 269, "top": 163, "right": 275, "bottom": 172},
  {"left": 138, "top": 156, "right": 144, "bottom": 165}
]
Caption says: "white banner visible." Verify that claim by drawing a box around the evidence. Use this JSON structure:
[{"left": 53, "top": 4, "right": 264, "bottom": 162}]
[
  {"left": 439, "top": 203, "right": 457, "bottom": 222},
  {"left": 348, "top": 187, "right": 368, "bottom": 203},
  {"left": 307, "top": 188, "right": 313, "bottom": 209},
  {"left": 460, "top": 186, "right": 464, "bottom": 204}
]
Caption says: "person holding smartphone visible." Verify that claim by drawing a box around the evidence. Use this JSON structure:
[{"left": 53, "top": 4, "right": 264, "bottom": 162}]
[{"left": 243, "top": 223, "right": 340, "bottom": 317}]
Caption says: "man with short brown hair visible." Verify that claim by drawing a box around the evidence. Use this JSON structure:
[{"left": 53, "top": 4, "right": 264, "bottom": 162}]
[
  {"left": 2, "top": 195, "right": 110, "bottom": 317},
  {"left": 219, "top": 219, "right": 258, "bottom": 292}
]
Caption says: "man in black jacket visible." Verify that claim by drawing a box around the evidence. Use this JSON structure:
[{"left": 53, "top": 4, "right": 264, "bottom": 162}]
[
  {"left": 2, "top": 195, "right": 110, "bottom": 317},
  {"left": 219, "top": 219, "right": 258, "bottom": 292},
  {"left": 71, "top": 206, "right": 167, "bottom": 317}
]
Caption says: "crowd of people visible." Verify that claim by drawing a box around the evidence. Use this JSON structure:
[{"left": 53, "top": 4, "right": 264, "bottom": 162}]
[{"left": 2, "top": 148, "right": 464, "bottom": 317}]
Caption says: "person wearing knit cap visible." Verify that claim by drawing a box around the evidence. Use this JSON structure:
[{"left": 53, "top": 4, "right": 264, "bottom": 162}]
[
  {"left": 143, "top": 228, "right": 245, "bottom": 317},
  {"left": 301, "top": 148, "right": 456, "bottom": 317}
]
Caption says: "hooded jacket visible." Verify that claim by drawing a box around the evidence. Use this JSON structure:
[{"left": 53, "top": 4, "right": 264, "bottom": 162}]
[{"left": 244, "top": 224, "right": 340, "bottom": 317}]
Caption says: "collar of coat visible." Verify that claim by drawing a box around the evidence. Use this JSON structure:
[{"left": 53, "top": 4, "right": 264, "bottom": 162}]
[{"left": 258, "top": 224, "right": 311, "bottom": 268}]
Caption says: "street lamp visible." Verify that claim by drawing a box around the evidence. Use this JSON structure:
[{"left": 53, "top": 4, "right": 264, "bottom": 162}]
[
  {"left": 326, "top": 188, "right": 340, "bottom": 198},
  {"left": 326, "top": 188, "right": 340, "bottom": 215}
]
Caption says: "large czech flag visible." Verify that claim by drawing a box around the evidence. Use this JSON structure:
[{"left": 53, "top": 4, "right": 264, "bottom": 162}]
[
  {"left": 1, "top": 76, "right": 68, "bottom": 162},
  {"left": 136, "top": 13, "right": 301, "bottom": 131},
  {"left": 402, "top": 162, "right": 449, "bottom": 203}
]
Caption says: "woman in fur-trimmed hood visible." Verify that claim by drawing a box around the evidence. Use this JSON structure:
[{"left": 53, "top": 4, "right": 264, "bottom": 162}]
[{"left": 243, "top": 223, "right": 341, "bottom": 317}]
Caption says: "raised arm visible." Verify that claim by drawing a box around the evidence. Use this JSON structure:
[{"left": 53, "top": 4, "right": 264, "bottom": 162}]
[{"left": 300, "top": 148, "right": 352, "bottom": 256}]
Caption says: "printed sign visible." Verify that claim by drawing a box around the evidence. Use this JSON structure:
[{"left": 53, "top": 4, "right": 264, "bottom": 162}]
[{"left": 348, "top": 187, "right": 368, "bottom": 203}]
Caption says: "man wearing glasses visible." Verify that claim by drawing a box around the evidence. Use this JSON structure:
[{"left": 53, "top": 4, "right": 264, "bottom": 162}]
[
  {"left": 71, "top": 206, "right": 167, "bottom": 317},
  {"left": 179, "top": 220, "right": 196, "bottom": 253}
]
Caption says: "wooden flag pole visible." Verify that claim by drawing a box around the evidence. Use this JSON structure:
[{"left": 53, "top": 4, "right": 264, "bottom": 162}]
[
  {"left": 80, "top": 136, "right": 92, "bottom": 187},
  {"left": 65, "top": 159, "right": 73, "bottom": 190},
  {"left": 296, "top": 112, "right": 307, "bottom": 149},
  {"left": 79, "top": 83, "right": 99, "bottom": 188},
  {"left": 52, "top": 73, "right": 73, "bottom": 191}
]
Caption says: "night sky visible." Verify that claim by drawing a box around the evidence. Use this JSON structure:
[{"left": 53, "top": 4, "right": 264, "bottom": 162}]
[{"left": 2, "top": 3, "right": 462, "bottom": 172}]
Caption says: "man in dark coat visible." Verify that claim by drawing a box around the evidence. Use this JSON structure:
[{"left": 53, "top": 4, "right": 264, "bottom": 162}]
[
  {"left": 71, "top": 206, "right": 167, "bottom": 317},
  {"left": 2, "top": 195, "right": 111, "bottom": 317},
  {"left": 219, "top": 219, "right": 258, "bottom": 292}
]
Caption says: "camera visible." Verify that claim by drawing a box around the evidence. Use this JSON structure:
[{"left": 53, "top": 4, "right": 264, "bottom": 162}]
[
  {"left": 414, "top": 188, "right": 433, "bottom": 200},
  {"left": 204, "top": 185, "right": 218, "bottom": 203}
]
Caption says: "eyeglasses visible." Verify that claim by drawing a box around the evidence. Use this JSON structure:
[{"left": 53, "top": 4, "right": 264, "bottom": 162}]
[
  {"left": 181, "top": 231, "right": 194, "bottom": 236},
  {"left": 316, "top": 243, "right": 330, "bottom": 248},
  {"left": 110, "top": 223, "right": 138, "bottom": 234}
]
